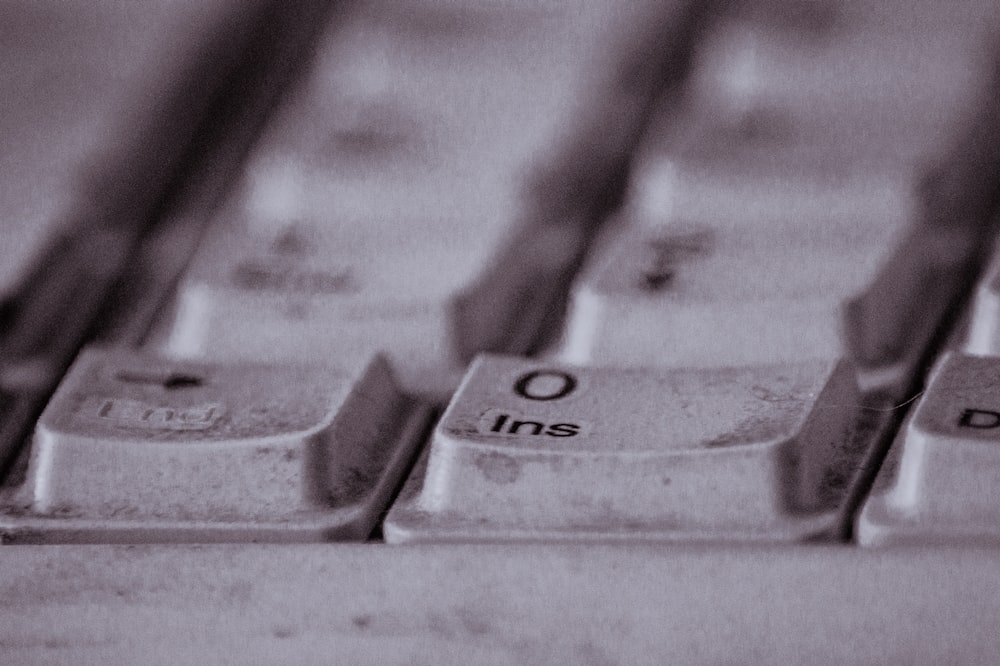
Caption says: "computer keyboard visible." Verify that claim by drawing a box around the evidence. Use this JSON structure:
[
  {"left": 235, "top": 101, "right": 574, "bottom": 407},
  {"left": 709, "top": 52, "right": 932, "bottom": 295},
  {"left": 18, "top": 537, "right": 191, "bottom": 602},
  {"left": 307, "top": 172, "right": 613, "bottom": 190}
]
[{"left": 4, "top": 0, "right": 1000, "bottom": 662}]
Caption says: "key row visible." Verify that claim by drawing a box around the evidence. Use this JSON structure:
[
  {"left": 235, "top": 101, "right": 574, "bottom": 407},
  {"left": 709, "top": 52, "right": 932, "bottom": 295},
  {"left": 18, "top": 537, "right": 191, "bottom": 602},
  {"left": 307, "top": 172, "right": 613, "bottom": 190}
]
[
  {"left": 12, "top": 346, "right": 1000, "bottom": 545},
  {"left": 12, "top": 345, "right": 1000, "bottom": 545},
  {"left": 1, "top": 348, "right": 861, "bottom": 543}
]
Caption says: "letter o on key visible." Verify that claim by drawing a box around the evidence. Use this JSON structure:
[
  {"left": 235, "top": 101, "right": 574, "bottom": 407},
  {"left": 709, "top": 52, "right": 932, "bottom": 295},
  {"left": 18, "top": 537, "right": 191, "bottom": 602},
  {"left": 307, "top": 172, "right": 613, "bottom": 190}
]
[{"left": 514, "top": 370, "right": 577, "bottom": 401}]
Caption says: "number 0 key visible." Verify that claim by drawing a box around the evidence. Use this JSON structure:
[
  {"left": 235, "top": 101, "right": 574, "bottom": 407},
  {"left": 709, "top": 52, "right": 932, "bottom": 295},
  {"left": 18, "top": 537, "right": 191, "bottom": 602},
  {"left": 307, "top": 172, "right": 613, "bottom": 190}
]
[{"left": 385, "top": 355, "right": 862, "bottom": 542}]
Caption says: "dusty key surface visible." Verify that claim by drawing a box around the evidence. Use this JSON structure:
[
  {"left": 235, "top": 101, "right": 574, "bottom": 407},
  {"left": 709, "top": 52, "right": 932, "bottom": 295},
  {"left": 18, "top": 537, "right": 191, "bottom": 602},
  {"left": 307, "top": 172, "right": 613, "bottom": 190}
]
[
  {"left": 546, "top": 0, "right": 984, "bottom": 372},
  {"left": 163, "top": 213, "right": 494, "bottom": 395},
  {"left": 386, "top": 355, "right": 861, "bottom": 542},
  {"left": 859, "top": 353, "right": 1000, "bottom": 545},
  {"left": 0, "top": 349, "right": 429, "bottom": 543},
  {"left": 556, "top": 208, "right": 898, "bottom": 367}
]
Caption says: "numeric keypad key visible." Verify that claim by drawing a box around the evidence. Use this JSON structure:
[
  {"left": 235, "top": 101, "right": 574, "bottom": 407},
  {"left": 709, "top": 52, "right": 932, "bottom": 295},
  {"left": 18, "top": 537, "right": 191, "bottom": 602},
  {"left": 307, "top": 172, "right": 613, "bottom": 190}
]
[
  {"left": 385, "top": 355, "right": 862, "bottom": 542},
  {"left": 0, "top": 348, "right": 428, "bottom": 543}
]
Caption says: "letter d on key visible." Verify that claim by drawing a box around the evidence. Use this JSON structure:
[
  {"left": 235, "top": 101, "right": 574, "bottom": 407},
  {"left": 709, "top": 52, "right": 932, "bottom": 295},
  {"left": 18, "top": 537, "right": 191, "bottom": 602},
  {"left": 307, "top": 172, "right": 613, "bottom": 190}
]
[{"left": 958, "top": 408, "right": 1000, "bottom": 429}]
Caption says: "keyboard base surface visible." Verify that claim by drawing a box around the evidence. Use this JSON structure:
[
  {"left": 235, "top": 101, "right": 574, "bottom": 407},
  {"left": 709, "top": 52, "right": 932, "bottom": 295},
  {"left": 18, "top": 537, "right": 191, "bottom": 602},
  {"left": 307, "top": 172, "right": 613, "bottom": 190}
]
[{"left": 3, "top": 543, "right": 999, "bottom": 664}]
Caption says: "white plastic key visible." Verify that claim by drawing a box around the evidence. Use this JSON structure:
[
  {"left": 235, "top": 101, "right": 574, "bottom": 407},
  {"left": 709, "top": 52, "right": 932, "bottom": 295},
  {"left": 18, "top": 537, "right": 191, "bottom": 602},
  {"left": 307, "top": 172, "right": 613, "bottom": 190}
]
[
  {"left": 555, "top": 176, "right": 907, "bottom": 367},
  {"left": 549, "top": 0, "right": 981, "bottom": 371},
  {"left": 0, "top": 348, "right": 428, "bottom": 543},
  {"left": 385, "top": 355, "right": 861, "bottom": 542},
  {"left": 859, "top": 352, "right": 1000, "bottom": 545},
  {"left": 162, "top": 214, "right": 492, "bottom": 395},
  {"left": 0, "top": 0, "right": 306, "bottom": 464},
  {"left": 550, "top": 11, "right": 928, "bottom": 369}
]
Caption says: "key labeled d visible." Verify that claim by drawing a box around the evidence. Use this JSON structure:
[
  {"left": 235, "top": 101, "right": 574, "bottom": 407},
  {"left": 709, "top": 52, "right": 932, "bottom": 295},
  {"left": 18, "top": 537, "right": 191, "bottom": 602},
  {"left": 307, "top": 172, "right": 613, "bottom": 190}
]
[{"left": 958, "top": 408, "right": 1000, "bottom": 429}]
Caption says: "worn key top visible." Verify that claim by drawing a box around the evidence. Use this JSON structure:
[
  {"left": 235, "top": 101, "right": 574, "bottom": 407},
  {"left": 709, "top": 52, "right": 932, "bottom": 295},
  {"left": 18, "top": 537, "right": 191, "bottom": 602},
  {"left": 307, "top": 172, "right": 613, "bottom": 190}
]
[
  {"left": 162, "top": 213, "right": 497, "bottom": 396},
  {"left": 553, "top": 149, "right": 909, "bottom": 367},
  {"left": 858, "top": 352, "right": 1000, "bottom": 545},
  {"left": 0, "top": 349, "right": 429, "bottom": 543},
  {"left": 555, "top": 205, "right": 898, "bottom": 367},
  {"left": 385, "top": 355, "right": 861, "bottom": 542},
  {"left": 0, "top": 0, "right": 326, "bottom": 468}
]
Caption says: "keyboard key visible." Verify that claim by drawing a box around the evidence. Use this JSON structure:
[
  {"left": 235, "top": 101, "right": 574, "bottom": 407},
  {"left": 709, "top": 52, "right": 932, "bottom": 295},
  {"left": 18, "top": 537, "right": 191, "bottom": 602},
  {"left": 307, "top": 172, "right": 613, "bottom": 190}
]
[
  {"left": 858, "top": 352, "right": 1000, "bottom": 545},
  {"left": 0, "top": 348, "right": 429, "bottom": 543},
  {"left": 554, "top": 172, "right": 906, "bottom": 367},
  {"left": 385, "top": 355, "right": 861, "bottom": 542},
  {"left": 161, "top": 216, "right": 490, "bottom": 395},
  {"left": 0, "top": 0, "right": 319, "bottom": 466}
]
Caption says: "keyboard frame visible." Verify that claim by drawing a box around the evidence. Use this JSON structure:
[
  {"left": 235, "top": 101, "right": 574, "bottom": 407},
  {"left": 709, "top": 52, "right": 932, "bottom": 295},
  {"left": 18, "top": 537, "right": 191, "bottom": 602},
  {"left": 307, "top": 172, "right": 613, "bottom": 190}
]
[
  {"left": 6, "top": 1, "right": 1000, "bottom": 661},
  {"left": 3, "top": 542, "right": 1000, "bottom": 662}
]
